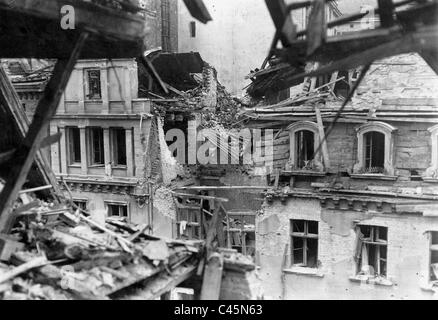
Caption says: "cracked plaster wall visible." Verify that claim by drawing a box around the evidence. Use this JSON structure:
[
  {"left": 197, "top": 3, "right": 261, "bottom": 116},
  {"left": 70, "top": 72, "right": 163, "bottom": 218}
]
[{"left": 256, "top": 198, "right": 438, "bottom": 299}]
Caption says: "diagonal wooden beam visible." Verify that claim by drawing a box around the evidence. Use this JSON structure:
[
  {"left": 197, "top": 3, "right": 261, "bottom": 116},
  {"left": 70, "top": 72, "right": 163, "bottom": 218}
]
[
  {"left": 0, "top": 66, "right": 62, "bottom": 199},
  {"left": 265, "top": 0, "right": 297, "bottom": 47},
  {"left": 0, "top": 33, "right": 88, "bottom": 234},
  {"left": 420, "top": 49, "right": 438, "bottom": 75}
]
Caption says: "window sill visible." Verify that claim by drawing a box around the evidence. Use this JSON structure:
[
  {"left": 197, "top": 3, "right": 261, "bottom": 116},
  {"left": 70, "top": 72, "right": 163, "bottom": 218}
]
[
  {"left": 423, "top": 178, "right": 438, "bottom": 184},
  {"left": 88, "top": 165, "right": 105, "bottom": 168},
  {"left": 281, "top": 170, "right": 327, "bottom": 177},
  {"left": 349, "top": 275, "right": 393, "bottom": 287},
  {"left": 283, "top": 266, "right": 324, "bottom": 278},
  {"left": 350, "top": 174, "right": 397, "bottom": 181},
  {"left": 68, "top": 164, "right": 81, "bottom": 168},
  {"left": 85, "top": 99, "right": 103, "bottom": 103}
]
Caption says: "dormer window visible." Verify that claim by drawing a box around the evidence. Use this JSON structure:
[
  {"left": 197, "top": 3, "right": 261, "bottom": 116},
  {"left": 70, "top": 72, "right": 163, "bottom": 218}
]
[
  {"left": 296, "top": 130, "right": 315, "bottom": 169},
  {"left": 354, "top": 122, "right": 397, "bottom": 176},
  {"left": 364, "top": 131, "right": 385, "bottom": 173},
  {"left": 288, "top": 121, "right": 323, "bottom": 171}
]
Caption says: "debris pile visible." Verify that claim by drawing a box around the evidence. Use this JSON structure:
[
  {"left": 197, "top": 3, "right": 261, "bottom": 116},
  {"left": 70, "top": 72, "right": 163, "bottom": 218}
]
[{"left": 0, "top": 198, "right": 203, "bottom": 300}]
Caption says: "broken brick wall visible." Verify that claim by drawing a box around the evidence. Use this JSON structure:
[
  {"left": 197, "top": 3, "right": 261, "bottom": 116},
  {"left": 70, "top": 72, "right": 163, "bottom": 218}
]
[{"left": 256, "top": 197, "right": 438, "bottom": 299}]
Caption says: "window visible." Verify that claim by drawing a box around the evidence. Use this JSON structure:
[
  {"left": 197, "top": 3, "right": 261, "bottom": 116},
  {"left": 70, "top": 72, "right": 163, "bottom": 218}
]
[
  {"left": 295, "top": 130, "right": 315, "bottom": 169},
  {"left": 364, "top": 131, "right": 385, "bottom": 173},
  {"left": 355, "top": 225, "right": 388, "bottom": 277},
  {"left": 430, "top": 232, "right": 438, "bottom": 282},
  {"left": 290, "top": 220, "right": 318, "bottom": 268},
  {"left": 73, "top": 199, "right": 87, "bottom": 212},
  {"left": 67, "top": 127, "right": 81, "bottom": 165},
  {"left": 110, "top": 128, "right": 127, "bottom": 166},
  {"left": 107, "top": 203, "right": 128, "bottom": 218},
  {"left": 426, "top": 125, "right": 438, "bottom": 178},
  {"left": 288, "top": 121, "right": 322, "bottom": 171},
  {"left": 88, "top": 127, "right": 104, "bottom": 166},
  {"left": 355, "top": 122, "right": 397, "bottom": 175},
  {"left": 190, "top": 21, "right": 196, "bottom": 38},
  {"left": 161, "top": 0, "right": 171, "bottom": 51},
  {"left": 86, "top": 70, "right": 101, "bottom": 100}
]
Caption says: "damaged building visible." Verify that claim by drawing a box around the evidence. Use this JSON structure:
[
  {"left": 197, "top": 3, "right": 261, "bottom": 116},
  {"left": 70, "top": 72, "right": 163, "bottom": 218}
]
[{"left": 246, "top": 53, "right": 438, "bottom": 299}]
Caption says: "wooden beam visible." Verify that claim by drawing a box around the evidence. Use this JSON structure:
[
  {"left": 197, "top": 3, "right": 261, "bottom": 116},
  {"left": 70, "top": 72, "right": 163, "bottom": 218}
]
[
  {"left": 0, "top": 33, "right": 88, "bottom": 234},
  {"left": 172, "top": 192, "right": 229, "bottom": 203},
  {"left": 200, "top": 252, "right": 223, "bottom": 300},
  {"left": 265, "top": 0, "right": 297, "bottom": 47},
  {"left": 315, "top": 104, "right": 331, "bottom": 169},
  {"left": 378, "top": 0, "right": 395, "bottom": 28},
  {"left": 182, "top": 0, "right": 213, "bottom": 24},
  {"left": 420, "top": 49, "right": 438, "bottom": 75},
  {"left": 307, "top": 0, "right": 327, "bottom": 56}
]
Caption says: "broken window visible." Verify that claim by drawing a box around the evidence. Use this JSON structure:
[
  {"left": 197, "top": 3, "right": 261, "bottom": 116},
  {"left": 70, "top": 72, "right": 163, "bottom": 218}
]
[
  {"left": 86, "top": 70, "right": 102, "bottom": 100},
  {"left": 106, "top": 203, "right": 128, "bottom": 218},
  {"left": 67, "top": 127, "right": 81, "bottom": 165},
  {"left": 290, "top": 220, "right": 318, "bottom": 268},
  {"left": 73, "top": 199, "right": 87, "bottom": 212},
  {"left": 364, "top": 131, "right": 385, "bottom": 173},
  {"left": 110, "top": 128, "right": 127, "bottom": 166},
  {"left": 295, "top": 130, "right": 315, "bottom": 169},
  {"left": 355, "top": 225, "right": 388, "bottom": 277},
  {"left": 88, "top": 127, "right": 104, "bottom": 166},
  {"left": 430, "top": 231, "right": 438, "bottom": 282}
]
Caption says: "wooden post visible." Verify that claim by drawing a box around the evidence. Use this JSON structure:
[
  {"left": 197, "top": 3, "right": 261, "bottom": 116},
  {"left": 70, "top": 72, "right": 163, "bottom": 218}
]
[
  {"left": 0, "top": 33, "right": 88, "bottom": 234},
  {"left": 200, "top": 252, "right": 223, "bottom": 300},
  {"left": 315, "top": 104, "right": 331, "bottom": 170}
]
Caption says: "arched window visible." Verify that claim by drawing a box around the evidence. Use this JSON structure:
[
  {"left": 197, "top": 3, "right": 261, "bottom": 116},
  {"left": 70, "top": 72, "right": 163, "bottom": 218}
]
[
  {"left": 355, "top": 122, "right": 397, "bottom": 175},
  {"left": 295, "top": 130, "right": 315, "bottom": 169},
  {"left": 288, "top": 121, "right": 322, "bottom": 170},
  {"left": 364, "top": 131, "right": 385, "bottom": 173}
]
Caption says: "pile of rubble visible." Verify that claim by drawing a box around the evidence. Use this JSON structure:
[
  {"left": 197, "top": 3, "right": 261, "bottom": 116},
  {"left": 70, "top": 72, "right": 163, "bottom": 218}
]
[{"left": 0, "top": 197, "right": 203, "bottom": 300}]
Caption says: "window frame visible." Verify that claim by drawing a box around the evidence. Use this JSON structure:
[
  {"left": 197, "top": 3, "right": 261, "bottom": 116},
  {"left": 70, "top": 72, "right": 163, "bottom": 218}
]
[
  {"left": 290, "top": 219, "right": 319, "bottom": 268},
  {"left": 287, "top": 121, "right": 322, "bottom": 171},
  {"left": 87, "top": 127, "right": 105, "bottom": 167},
  {"left": 84, "top": 69, "right": 102, "bottom": 101},
  {"left": 355, "top": 225, "right": 388, "bottom": 278},
  {"left": 355, "top": 122, "right": 397, "bottom": 176},
  {"left": 73, "top": 198, "right": 88, "bottom": 212},
  {"left": 66, "top": 126, "right": 81, "bottom": 166},
  {"left": 110, "top": 127, "right": 127, "bottom": 167},
  {"left": 105, "top": 201, "right": 129, "bottom": 219}
]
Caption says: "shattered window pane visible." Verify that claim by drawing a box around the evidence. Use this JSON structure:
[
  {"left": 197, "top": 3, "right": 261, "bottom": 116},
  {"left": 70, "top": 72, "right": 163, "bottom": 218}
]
[
  {"left": 295, "top": 130, "right": 314, "bottom": 169},
  {"left": 291, "top": 220, "right": 318, "bottom": 268},
  {"left": 86, "top": 70, "right": 102, "bottom": 100}
]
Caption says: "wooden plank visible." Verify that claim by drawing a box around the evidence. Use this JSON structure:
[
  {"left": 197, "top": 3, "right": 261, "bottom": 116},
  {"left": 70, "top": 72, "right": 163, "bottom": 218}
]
[
  {"left": 378, "top": 0, "right": 395, "bottom": 28},
  {"left": 307, "top": 0, "right": 327, "bottom": 56},
  {"left": 315, "top": 104, "right": 331, "bottom": 169},
  {"left": 0, "top": 33, "right": 88, "bottom": 234},
  {"left": 182, "top": 0, "right": 212, "bottom": 24},
  {"left": 265, "top": 0, "right": 296, "bottom": 46},
  {"left": 0, "top": 256, "right": 48, "bottom": 284},
  {"left": 200, "top": 252, "right": 223, "bottom": 300},
  {"left": 172, "top": 192, "right": 229, "bottom": 203}
]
